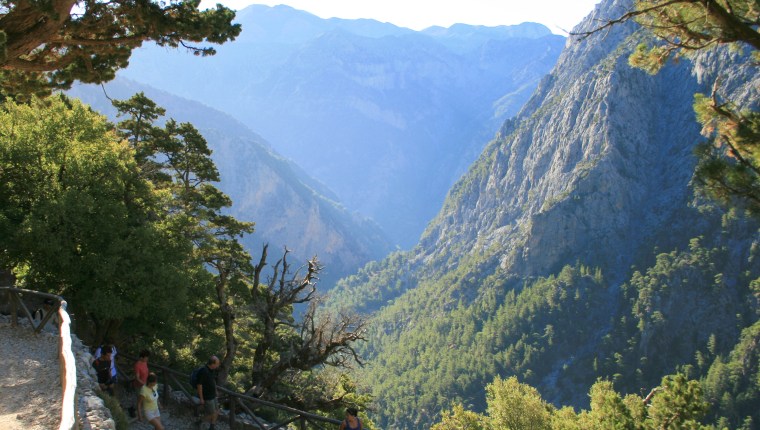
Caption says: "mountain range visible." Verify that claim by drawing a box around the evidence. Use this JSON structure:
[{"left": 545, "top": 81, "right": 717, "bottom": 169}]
[
  {"left": 68, "top": 79, "right": 393, "bottom": 285},
  {"left": 66, "top": 0, "right": 760, "bottom": 428},
  {"left": 117, "top": 5, "right": 566, "bottom": 248},
  {"left": 325, "top": 0, "right": 760, "bottom": 427}
]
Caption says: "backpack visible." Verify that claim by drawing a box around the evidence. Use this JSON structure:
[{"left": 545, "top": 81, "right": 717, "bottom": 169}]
[{"left": 190, "top": 366, "right": 203, "bottom": 387}]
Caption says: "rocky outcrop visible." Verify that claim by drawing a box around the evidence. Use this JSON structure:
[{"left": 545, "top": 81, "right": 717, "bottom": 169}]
[{"left": 419, "top": 0, "right": 759, "bottom": 280}]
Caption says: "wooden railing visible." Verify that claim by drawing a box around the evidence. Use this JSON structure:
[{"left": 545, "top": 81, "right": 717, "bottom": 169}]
[
  {"left": 0, "top": 285, "right": 342, "bottom": 429},
  {"left": 0, "top": 286, "right": 78, "bottom": 430},
  {"left": 120, "top": 354, "right": 342, "bottom": 430}
]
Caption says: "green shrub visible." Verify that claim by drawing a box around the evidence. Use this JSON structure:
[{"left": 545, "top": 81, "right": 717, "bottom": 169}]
[{"left": 97, "top": 392, "right": 129, "bottom": 430}]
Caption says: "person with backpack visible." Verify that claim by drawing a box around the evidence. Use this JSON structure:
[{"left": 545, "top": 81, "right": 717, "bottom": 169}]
[
  {"left": 195, "top": 356, "right": 220, "bottom": 430},
  {"left": 93, "top": 343, "right": 118, "bottom": 382},
  {"left": 339, "top": 407, "right": 363, "bottom": 430},
  {"left": 92, "top": 345, "right": 115, "bottom": 395}
]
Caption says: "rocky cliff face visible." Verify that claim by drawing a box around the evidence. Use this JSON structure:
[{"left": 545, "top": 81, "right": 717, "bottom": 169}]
[
  {"left": 419, "top": 0, "right": 758, "bottom": 280},
  {"left": 327, "top": 0, "right": 760, "bottom": 427}
]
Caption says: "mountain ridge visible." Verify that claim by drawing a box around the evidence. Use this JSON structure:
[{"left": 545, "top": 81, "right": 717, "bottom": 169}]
[
  {"left": 325, "top": 0, "right": 760, "bottom": 427},
  {"left": 118, "top": 6, "right": 567, "bottom": 247},
  {"left": 67, "top": 78, "right": 394, "bottom": 285}
]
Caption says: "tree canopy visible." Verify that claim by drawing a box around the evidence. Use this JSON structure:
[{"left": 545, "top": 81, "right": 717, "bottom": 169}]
[
  {"left": 0, "top": 0, "right": 241, "bottom": 97},
  {"left": 0, "top": 1, "right": 366, "bottom": 419},
  {"left": 0, "top": 92, "right": 369, "bottom": 417},
  {"left": 433, "top": 372, "right": 713, "bottom": 430},
  {"left": 0, "top": 95, "right": 193, "bottom": 340}
]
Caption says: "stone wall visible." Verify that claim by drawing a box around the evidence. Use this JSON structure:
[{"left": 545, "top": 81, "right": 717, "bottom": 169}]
[{"left": 72, "top": 334, "right": 117, "bottom": 430}]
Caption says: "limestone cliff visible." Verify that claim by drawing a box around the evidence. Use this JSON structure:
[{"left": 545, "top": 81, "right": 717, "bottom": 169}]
[
  {"left": 327, "top": 0, "right": 760, "bottom": 427},
  {"left": 419, "top": 0, "right": 758, "bottom": 281}
]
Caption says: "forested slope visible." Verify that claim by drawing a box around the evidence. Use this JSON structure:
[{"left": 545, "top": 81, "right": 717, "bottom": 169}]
[
  {"left": 326, "top": 0, "right": 760, "bottom": 428},
  {"left": 68, "top": 79, "right": 393, "bottom": 285}
]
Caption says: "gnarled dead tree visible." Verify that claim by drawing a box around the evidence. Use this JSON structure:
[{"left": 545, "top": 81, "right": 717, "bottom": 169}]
[{"left": 247, "top": 244, "right": 367, "bottom": 402}]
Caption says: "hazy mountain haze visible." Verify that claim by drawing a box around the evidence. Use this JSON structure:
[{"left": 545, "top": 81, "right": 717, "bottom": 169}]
[
  {"left": 119, "top": 4, "right": 566, "bottom": 248},
  {"left": 202, "top": 0, "right": 601, "bottom": 35},
  {"left": 67, "top": 79, "right": 395, "bottom": 285}
]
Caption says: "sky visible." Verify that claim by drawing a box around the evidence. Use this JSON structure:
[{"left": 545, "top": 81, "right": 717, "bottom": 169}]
[{"left": 201, "top": 0, "right": 602, "bottom": 35}]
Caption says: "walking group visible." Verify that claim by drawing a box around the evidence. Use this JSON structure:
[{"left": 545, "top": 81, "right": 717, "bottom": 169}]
[{"left": 92, "top": 343, "right": 221, "bottom": 430}]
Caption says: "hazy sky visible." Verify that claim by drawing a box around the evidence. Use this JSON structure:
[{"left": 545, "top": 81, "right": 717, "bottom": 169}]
[{"left": 202, "top": 1, "right": 602, "bottom": 35}]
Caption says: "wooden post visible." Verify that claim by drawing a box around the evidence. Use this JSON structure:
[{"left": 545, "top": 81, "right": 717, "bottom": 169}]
[
  {"left": 162, "top": 369, "right": 169, "bottom": 406},
  {"left": 10, "top": 290, "right": 18, "bottom": 327},
  {"left": 228, "top": 396, "right": 236, "bottom": 429}
]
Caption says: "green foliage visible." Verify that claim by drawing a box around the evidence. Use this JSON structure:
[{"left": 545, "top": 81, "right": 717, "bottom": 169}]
[
  {"left": 432, "top": 404, "right": 489, "bottom": 430},
  {"left": 693, "top": 95, "right": 760, "bottom": 215},
  {"left": 352, "top": 261, "right": 611, "bottom": 429},
  {"left": 0, "top": 91, "right": 356, "bottom": 417},
  {"left": 619, "top": 0, "right": 760, "bottom": 214},
  {"left": 328, "top": 250, "right": 417, "bottom": 315},
  {"left": 486, "top": 376, "right": 552, "bottom": 430},
  {"left": 111, "top": 92, "right": 255, "bottom": 386},
  {"left": 645, "top": 373, "right": 710, "bottom": 429},
  {"left": 628, "top": 43, "right": 669, "bottom": 75},
  {"left": 588, "top": 380, "right": 635, "bottom": 430},
  {"left": 332, "top": 201, "right": 760, "bottom": 429},
  {"left": 433, "top": 372, "right": 714, "bottom": 430},
  {"left": 98, "top": 392, "right": 129, "bottom": 430},
  {"left": 594, "top": 219, "right": 759, "bottom": 391},
  {"left": 0, "top": 95, "right": 193, "bottom": 341},
  {"left": 0, "top": 0, "right": 241, "bottom": 97},
  {"left": 622, "top": 0, "right": 760, "bottom": 75},
  {"left": 702, "top": 320, "right": 760, "bottom": 428}
]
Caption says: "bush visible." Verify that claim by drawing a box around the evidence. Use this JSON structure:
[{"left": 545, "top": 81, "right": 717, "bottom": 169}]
[{"left": 97, "top": 392, "right": 129, "bottom": 430}]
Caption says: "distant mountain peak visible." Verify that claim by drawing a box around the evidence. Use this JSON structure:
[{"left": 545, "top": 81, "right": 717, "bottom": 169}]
[{"left": 422, "top": 21, "right": 554, "bottom": 39}]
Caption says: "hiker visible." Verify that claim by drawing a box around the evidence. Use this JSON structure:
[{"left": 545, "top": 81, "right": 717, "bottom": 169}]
[
  {"left": 130, "top": 349, "right": 151, "bottom": 417},
  {"left": 92, "top": 345, "right": 115, "bottom": 395},
  {"left": 196, "top": 355, "right": 220, "bottom": 430},
  {"left": 339, "top": 407, "right": 363, "bottom": 430},
  {"left": 32, "top": 298, "right": 59, "bottom": 331},
  {"left": 93, "top": 342, "right": 118, "bottom": 382},
  {"left": 137, "top": 373, "right": 164, "bottom": 430}
]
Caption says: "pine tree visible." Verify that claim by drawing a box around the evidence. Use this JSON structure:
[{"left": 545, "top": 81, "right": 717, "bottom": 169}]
[{"left": 0, "top": 0, "right": 241, "bottom": 97}]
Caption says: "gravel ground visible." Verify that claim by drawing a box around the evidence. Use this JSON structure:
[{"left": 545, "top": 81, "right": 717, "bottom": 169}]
[
  {"left": 0, "top": 320, "right": 62, "bottom": 430},
  {"left": 0, "top": 318, "right": 228, "bottom": 430},
  {"left": 124, "top": 394, "right": 230, "bottom": 430}
]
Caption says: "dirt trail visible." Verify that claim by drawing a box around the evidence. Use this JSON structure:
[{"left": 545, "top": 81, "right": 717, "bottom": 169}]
[
  {"left": 0, "top": 316, "right": 230, "bottom": 430},
  {"left": 0, "top": 321, "right": 62, "bottom": 430}
]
